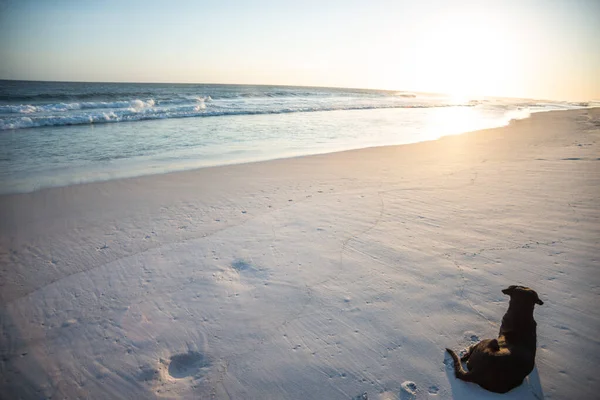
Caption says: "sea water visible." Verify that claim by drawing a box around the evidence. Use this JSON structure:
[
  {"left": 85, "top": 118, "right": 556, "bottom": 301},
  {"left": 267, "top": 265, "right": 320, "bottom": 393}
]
[{"left": 0, "top": 80, "right": 590, "bottom": 194}]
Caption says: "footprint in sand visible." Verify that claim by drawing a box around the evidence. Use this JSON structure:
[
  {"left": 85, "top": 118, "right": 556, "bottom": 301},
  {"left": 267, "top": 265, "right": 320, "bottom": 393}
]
[
  {"left": 231, "top": 259, "right": 252, "bottom": 272},
  {"left": 464, "top": 332, "right": 480, "bottom": 342},
  {"left": 428, "top": 385, "right": 439, "bottom": 395},
  {"left": 231, "top": 259, "right": 269, "bottom": 279},
  {"left": 167, "top": 351, "right": 210, "bottom": 379},
  {"left": 400, "top": 381, "right": 418, "bottom": 399}
]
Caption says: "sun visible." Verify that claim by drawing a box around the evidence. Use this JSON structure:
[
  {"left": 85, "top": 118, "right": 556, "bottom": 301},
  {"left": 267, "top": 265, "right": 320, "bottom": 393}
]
[{"left": 409, "top": 11, "right": 519, "bottom": 98}]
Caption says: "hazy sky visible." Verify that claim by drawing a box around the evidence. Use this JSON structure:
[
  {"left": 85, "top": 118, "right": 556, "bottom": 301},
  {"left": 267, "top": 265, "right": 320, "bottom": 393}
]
[{"left": 1, "top": 0, "right": 599, "bottom": 100}]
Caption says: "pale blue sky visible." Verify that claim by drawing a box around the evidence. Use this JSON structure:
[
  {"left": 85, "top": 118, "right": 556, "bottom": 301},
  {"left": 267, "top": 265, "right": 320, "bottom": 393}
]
[{"left": 1, "top": 0, "right": 599, "bottom": 100}]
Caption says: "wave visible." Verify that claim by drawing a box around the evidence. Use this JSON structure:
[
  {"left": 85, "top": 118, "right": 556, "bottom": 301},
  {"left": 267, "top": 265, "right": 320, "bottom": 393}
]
[
  {"left": 0, "top": 97, "right": 213, "bottom": 115},
  {"left": 155, "top": 96, "right": 212, "bottom": 105},
  {"left": 0, "top": 88, "right": 335, "bottom": 102},
  {"left": 505, "top": 108, "right": 532, "bottom": 121},
  {"left": 1, "top": 101, "right": 592, "bottom": 131},
  {"left": 0, "top": 102, "right": 459, "bottom": 130},
  {"left": 0, "top": 86, "right": 400, "bottom": 102},
  {"left": 0, "top": 91, "right": 159, "bottom": 103},
  {"left": 0, "top": 85, "right": 592, "bottom": 131}
]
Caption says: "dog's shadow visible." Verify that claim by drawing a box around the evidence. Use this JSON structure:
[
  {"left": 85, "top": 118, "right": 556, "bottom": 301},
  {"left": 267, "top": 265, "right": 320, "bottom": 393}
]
[{"left": 443, "top": 352, "right": 545, "bottom": 400}]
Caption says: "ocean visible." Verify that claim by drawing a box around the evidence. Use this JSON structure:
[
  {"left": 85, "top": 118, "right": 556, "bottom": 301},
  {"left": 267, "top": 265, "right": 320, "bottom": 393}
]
[{"left": 0, "top": 80, "right": 591, "bottom": 194}]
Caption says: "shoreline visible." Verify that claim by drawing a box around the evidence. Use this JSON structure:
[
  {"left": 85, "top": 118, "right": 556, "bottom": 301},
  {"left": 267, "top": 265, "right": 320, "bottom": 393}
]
[{"left": 2, "top": 107, "right": 596, "bottom": 197}]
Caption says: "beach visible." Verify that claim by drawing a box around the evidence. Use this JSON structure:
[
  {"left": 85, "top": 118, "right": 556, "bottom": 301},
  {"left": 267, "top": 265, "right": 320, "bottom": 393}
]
[{"left": 1, "top": 108, "right": 599, "bottom": 398}]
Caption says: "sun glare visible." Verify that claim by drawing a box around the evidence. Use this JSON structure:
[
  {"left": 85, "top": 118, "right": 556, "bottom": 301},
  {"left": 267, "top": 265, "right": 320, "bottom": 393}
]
[
  {"left": 410, "top": 11, "right": 519, "bottom": 98},
  {"left": 424, "top": 106, "right": 492, "bottom": 142},
  {"left": 448, "top": 92, "right": 471, "bottom": 105}
]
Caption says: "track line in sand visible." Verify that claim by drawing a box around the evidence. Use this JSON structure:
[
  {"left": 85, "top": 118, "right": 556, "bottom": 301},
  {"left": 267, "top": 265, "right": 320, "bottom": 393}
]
[{"left": 444, "top": 253, "right": 498, "bottom": 329}]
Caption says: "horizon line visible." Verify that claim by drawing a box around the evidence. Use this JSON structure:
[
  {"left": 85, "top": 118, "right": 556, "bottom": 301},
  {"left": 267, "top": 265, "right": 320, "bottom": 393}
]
[{"left": 0, "top": 78, "right": 563, "bottom": 103}]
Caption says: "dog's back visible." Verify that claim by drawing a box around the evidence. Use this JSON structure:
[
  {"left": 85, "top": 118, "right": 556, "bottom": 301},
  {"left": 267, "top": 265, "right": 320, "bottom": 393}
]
[{"left": 447, "top": 343, "right": 533, "bottom": 393}]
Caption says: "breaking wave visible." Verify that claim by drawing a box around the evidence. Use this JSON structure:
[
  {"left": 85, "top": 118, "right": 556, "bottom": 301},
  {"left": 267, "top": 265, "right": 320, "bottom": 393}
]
[
  {"left": 0, "top": 101, "right": 447, "bottom": 130},
  {"left": 0, "top": 81, "right": 593, "bottom": 131}
]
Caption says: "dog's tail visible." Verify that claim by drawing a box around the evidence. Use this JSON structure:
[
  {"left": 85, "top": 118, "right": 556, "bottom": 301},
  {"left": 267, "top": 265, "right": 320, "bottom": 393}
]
[{"left": 446, "top": 348, "right": 474, "bottom": 382}]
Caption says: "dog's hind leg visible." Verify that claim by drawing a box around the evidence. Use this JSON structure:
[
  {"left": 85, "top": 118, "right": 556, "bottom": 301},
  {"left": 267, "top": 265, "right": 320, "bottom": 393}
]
[{"left": 446, "top": 348, "right": 475, "bottom": 382}]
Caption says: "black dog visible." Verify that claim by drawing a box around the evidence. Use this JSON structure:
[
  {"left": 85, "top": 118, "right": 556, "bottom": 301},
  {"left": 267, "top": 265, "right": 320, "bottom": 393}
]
[{"left": 446, "top": 285, "right": 544, "bottom": 393}]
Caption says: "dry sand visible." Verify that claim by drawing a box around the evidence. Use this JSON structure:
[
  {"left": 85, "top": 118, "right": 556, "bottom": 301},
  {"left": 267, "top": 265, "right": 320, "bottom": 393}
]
[{"left": 1, "top": 108, "right": 599, "bottom": 399}]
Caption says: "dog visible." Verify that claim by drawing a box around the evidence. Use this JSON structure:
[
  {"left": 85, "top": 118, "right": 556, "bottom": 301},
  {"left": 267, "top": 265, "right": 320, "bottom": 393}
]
[{"left": 446, "top": 285, "right": 544, "bottom": 393}]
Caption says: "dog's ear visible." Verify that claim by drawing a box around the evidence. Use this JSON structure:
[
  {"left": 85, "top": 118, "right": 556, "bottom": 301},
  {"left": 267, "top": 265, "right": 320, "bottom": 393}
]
[
  {"left": 527, "top": 288, "right": 544, "bottom": 305},
  {"left": 502, "top": 285, "right": 517, "bottom": 295}
]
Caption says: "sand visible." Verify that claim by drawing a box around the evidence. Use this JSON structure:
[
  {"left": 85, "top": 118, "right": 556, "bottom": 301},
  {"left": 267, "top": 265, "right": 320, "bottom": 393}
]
[{"left": 1, "top": 108, "right": 599, "bottom": 399}]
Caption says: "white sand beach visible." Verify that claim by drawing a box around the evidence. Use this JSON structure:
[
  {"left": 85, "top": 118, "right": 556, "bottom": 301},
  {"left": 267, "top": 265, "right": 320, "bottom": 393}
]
[{"left": 1, "top": 108, "right": 599, "bottom": 399}]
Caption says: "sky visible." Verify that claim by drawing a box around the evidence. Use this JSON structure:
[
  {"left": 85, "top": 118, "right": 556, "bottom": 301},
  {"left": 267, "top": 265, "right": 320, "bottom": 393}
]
[{"left": 0, "top": 0, "right": 599, "bottom": 101}]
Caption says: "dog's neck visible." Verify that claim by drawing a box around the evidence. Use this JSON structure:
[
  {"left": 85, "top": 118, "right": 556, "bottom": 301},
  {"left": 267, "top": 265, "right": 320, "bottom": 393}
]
[
  {"left": 506, "top": 299, "right": 536, "bottom": 320},
  {"left": 500, "top": 299, "right": 537, "bottom": 346}
]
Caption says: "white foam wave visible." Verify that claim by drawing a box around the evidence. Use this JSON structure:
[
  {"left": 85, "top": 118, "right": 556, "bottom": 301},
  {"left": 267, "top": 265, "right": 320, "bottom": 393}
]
[
  {"left": 0, "top": 96, "right": 213, "bottom": 118},
  {"left": 0, "top": 92, "right": 593, "bottom": 131},
  {"left": 505, "top": 108, "right": 532, "bottom": 122},
  {"left": 0, "top": 103, "right": 82, "bottom": 114},
  {"left": 0, "top": 102, "right": 213, "bottom": 130},
  {"left": 0, "top": 99, "right": 160, "bottom": 115},
  {"left": 0, "top": 102, "right": 565, "bottom": 131}
]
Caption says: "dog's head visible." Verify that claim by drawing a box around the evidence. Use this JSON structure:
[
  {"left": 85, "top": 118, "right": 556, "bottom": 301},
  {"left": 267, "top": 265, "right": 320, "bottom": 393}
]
[{"left": 502, "top": 285, "right": 544, "bottom": 306}]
